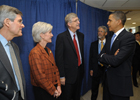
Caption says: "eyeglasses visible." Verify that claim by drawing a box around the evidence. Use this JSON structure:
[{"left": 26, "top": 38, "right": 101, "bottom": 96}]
[{"left": 71, "top": 18, "right": 80, "bottom": 22}]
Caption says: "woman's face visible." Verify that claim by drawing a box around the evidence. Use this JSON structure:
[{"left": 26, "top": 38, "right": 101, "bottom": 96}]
[{"left": 41, "top": 30, "right": 53, "bottom": 43}]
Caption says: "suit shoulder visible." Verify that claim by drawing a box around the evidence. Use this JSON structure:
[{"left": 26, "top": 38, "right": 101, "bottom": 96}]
[
  {"left": 11, "top": 41, "right": 19, "bottom": 50},
  {"left": 125, "top": 31, "right": 135, "bottom": 40},
  {"left": 77, "top": 31, "right": 84, "bottom": 36},
  {"left": 57, "top": 30, "right": 68, "bottom": 37},
  {"left": 91, "top": 40, "right": 98, "bottom": 45}
]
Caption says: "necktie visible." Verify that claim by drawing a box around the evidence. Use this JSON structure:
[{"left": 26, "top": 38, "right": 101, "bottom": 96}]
[
  {"left": 7, "top": 42, "right": 24, "bottom": 99},
  {"left": 110, "top": 34, "right": 116, "bottom": 50},
  {"left": 138, "top": 41, "right": 140, "bottom": 45},
  {"left": 73, "top": 34, "right": 81, "bottom": 66},
  {"left": 101, "top": 41, "right": 104, "bottom": 51},
  {"left": 100, "top": 41, "right": 104, "bottom": 66}
]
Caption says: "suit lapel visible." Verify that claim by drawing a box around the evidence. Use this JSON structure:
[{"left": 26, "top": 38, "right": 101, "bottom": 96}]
[
  {"left": 111, "top": 29, "right": 126, "bottom": 50},
  {"left": 37, "top": 44, "right": 55, "bottom": 65},
  {"left": 77, "top": 31, "right": 83, "bottom": 53},
  {"left": 0, "top": 42, "right": 16, "bottom": 84},
  {"left": 66, "top": 30, "right": 77, "bottom": 54}
]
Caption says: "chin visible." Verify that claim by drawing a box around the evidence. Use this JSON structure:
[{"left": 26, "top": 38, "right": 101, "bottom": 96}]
[
  {"left": 17, "top": 33, "right": 22, "bottom": 37},
  {"left": 77, "top": 27, "right": 80, "bottom": 30}
]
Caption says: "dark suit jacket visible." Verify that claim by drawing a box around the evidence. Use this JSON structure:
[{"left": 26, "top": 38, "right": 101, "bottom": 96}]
[
  {"left": 0, "top": 80, "right": 16, "bottom": 100},
  {"left": 99, "top": 29, "right": 135, "bottom": 96},
  {"left": 0, "top": 41, "right": 26, "bottom": 100},
  {"left": 29, "top": 43, "right": 61, "bottom": 95},
  {"left": 89, "top": 40, "right": 104, "bottom": 77},
  {"left": 55, "top": 30, "right": 84, "bottom": 84},
  {"left": 132, "top": 41, "right": 140, "bottom": 66}
]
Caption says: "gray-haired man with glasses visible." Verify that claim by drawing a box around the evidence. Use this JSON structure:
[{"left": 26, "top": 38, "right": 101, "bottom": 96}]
[
  {"left": 0, "top": 5, "right": 26, "bottom": 100},
  {"left": 55, "top": 13, "right": 84, "bottom": 100}
]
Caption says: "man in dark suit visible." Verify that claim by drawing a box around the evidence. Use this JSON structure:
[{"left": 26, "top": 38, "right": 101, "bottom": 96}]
[
  {"left": 132, "top": 32, "right": 140, "bottom": 87},
  {"left": 98, "top": 11, "right": 135, "bottom": 100},
  {"left": 55, "top": 13, "right": 84, "bottom": 100},
  {"left": 0, "top": 5, "right": 26, "bottom": 100},
  {"left": 89, "top": 26, "right": 107, "bottom": 100}
]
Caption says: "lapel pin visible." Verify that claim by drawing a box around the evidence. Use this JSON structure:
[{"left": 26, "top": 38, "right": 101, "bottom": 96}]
[{"left": 50, "top": 51, "right": 52, "bottom": 53}]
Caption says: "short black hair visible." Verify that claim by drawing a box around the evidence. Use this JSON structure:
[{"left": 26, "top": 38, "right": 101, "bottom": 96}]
[
  {"left": 134, "top": 32, "right": 140, "bottom": 36},
  {"left": 111, "top": 11, "right": 126, "bottom": 26}
]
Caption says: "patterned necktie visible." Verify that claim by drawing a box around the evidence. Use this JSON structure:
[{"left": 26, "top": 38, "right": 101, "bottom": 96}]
[
  {"left": 73, "top": 34, "right": 81, "bottom": 66},
  {"left": 110, "top": 34, "right": 116, "bottom": 50},
  {"left": 101, "top": 41, "right": 104, "bottom": 51},
  {"left": 7, "top": 42, "right": 24, "bottom": 99}
]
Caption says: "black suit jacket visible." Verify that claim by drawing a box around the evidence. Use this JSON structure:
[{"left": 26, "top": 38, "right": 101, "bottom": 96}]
[
  {"left": 55, "top": 30, "right": 84, "bottom": 84},
  {"left": 0, "top": 41, "right": 26, "bottom": 100},
  {"left": 132, "top": 41, "right": 140, "bottom": 66},
  {"left": 99, "top": 29, "right": 135, "bottom": 96},
  {"left": 89, "top": 40, "right": 104, "bottom": 77}
]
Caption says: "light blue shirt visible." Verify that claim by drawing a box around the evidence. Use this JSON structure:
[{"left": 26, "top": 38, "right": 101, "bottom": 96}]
[
  {"left": 68, "top": 29, "right": 82, "bottom": 64},
  {"left": 0, "top": 34, "right": 20, "bottom": 90}
]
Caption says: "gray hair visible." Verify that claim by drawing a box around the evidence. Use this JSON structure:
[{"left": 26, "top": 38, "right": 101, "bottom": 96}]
[
  {"left": 98, "top": 26, "right": 107, "bottom": 33},
  {"left": 65, "top": 13, "right": 78, "bottom": 27},
  {"left": 111, "top": 11, "right": 126, "bottom": 26},
  {"left": 32, "top": 21, "right": 53, "bottom": 42},
  {"left": 0, "top": 5, "right": 23, "bottom": 29}
]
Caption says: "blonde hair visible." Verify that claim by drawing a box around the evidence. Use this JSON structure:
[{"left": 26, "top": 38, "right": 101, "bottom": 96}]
[{"left": 32, "top": 21, "right": 53, "bottom": 42}]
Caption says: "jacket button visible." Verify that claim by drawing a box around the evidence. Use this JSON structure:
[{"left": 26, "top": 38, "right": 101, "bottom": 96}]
[
  {"left": 55, "top": 80, "right": 57, "bottom": 82},
  {"left": 52, "top": 64, "right": 54, "bottom": 66},
  {"left": 54, "top": 72, "right": 56, "bottom": 74}
]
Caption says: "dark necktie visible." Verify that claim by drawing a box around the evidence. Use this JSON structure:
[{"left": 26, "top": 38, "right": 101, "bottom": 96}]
[
  {"left": 73, "top": 34, "right": 81, "bottom": 66},
  {"left": 7, "top": 42, "right": 24, "bottom": 99}
]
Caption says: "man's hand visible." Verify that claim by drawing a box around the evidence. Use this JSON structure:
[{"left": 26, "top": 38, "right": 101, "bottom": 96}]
[
  {"left": 114, "top": 49, "right": 119, "bottom": 56},
  {"left": 90, "top": 70, "right": 93, "bottom": 76},
  {"left": 60, "top": 77, "right": 65, "bottom": 85}
]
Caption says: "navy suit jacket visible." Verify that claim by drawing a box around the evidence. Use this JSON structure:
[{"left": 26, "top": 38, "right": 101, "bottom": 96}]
[{"left": 99, "top": 29, "right": 135, "bottom": 96}]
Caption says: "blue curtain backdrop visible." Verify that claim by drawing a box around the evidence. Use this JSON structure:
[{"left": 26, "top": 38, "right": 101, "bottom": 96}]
[
  {"left": 77, "top": 1, "right": 110, "bottom": 95},
  {"left": 0, "top": 0, "right": 111, "bottom": 99},
  {"left": 0, "top": 0, "right": 76, "bottom": 100}
]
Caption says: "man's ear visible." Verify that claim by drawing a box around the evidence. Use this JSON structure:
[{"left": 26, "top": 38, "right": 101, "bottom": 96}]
[
  {"left": 3, "top": 18, "right": 11, "bottom": 27},
  {"left": 118, "top": 19, "right": 122, "bottom": 25},
  {"left": 105, "top": 32, "right": 107, "bottom": 36},
  {"left": 67, "top": 22, "right": 71, "bottom": 27}
]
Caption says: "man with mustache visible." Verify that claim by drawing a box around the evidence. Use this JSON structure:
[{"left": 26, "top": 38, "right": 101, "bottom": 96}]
[{"left": 89, "top": 26, "right": 107, "bottom": 100}]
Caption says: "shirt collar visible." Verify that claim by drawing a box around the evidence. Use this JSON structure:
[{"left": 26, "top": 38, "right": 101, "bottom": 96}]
[
  {"left": 136, "top": 40, "right": 140, "bottom": 43},
  {"left": 114, "top": 27, "right": 124, "bottom": 37},
  {"left": 68, "top": 28, "right": 77, "bottom": 38},
  {"left": 0, "top": 34, "right": 9, "bottom": 47},
  {"left": 99, "top": 38, "right": 106, "bottom": 44}
]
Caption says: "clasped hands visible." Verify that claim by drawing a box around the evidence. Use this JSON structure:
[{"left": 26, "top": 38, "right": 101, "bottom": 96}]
[
  {"left": 53, "top": 86, "right": 61, "bottom": 98},
  {"left": 53, "top": 77, "right": 65, "bottom": 98}
]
